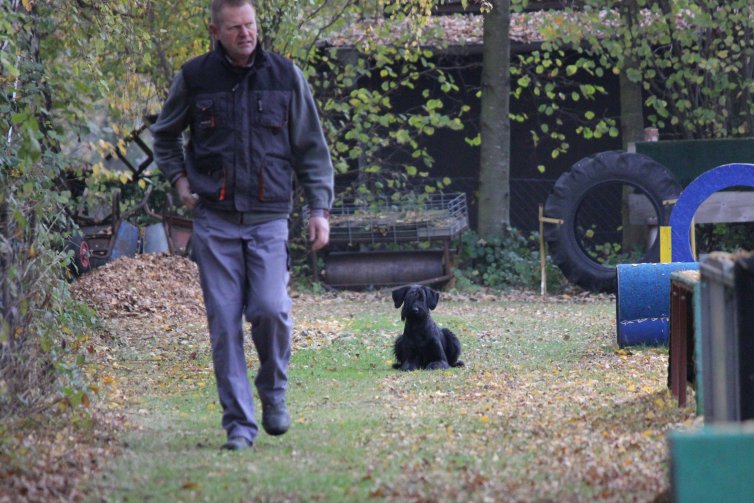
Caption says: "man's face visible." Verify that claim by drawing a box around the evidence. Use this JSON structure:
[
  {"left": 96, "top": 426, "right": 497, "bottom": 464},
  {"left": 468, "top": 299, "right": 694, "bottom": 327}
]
[{"left": 210, "top": 3, "right": 258, "bottom": 66}]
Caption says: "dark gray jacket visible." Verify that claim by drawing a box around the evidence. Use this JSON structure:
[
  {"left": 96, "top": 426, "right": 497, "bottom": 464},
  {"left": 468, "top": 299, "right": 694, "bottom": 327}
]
[{"left": 151, "top": 43, "right": 333, "bottom": 214}]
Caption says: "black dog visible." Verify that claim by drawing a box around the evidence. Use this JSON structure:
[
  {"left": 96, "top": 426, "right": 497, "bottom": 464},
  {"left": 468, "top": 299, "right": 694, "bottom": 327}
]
[{"left": 391, "top": 285, "right": 464, "bottom": 371}]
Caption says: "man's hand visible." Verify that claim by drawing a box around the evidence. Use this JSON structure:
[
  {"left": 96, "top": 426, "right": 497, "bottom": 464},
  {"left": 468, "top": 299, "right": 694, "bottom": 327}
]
[
  {"left": 308, "top": 215, "right": 330, "bottom": 251},
  {"left": 175, "top": 176, "right": 199, "bottom": 209}
]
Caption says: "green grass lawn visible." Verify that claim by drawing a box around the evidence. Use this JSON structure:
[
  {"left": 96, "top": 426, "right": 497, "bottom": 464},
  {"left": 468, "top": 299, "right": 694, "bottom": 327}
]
[{"left": 85, "top": 292, "right": 694, "bottom": 502}]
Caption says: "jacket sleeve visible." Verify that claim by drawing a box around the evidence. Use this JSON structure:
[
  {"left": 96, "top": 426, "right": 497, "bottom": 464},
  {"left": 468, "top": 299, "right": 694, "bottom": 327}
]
[
  {"left": 289, "top": 64, "right": 335, "bottom": 212},
  {"left": 150, "top": 71, "right": 190, "bottom": 185}
]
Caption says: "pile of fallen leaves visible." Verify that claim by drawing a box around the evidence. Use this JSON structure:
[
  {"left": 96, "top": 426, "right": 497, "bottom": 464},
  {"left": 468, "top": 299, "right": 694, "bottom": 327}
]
[
  {"left": 70, "top": 253, "right": 603, "bottom": 325},
  {"left": 70, "top": 253, "right": 205, "bottom": 322},
  {"left": 0, "top": 411, "right": 123, "bottom": 503}
]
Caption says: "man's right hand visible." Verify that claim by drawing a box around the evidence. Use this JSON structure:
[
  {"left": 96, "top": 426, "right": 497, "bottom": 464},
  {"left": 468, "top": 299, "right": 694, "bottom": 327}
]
[{"left": 175, "top": 176, "right": 199, "bottom": 209}]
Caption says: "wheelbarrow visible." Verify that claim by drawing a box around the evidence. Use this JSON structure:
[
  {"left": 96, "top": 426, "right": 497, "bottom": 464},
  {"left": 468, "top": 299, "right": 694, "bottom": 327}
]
[{"left": 68, "top": 188, "right": 141, "bottom": 275}]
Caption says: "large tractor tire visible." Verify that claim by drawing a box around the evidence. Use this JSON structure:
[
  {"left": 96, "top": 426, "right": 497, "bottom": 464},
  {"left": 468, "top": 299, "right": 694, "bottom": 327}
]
[{"left": 543, "top": 150, "right": 682, "bottom": 293}]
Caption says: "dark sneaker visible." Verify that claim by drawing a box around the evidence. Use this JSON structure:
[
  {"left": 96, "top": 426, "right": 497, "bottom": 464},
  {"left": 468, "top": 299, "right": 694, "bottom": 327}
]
[
  {"left": 262, "top": 401, "right": 290, "bottom": 436},
  {"left": 221, "top": 436, "right": 253, "bottom": 451}
]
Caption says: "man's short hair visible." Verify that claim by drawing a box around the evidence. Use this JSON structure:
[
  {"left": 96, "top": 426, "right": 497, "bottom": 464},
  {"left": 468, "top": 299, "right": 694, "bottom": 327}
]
[{"left": 211, "top": 0, "right": 254, "bottom": 25}]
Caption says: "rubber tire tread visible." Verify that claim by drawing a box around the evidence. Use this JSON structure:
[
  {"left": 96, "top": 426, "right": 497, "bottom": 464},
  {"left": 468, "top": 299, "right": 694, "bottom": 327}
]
[{"left": 543, "top": 150, "right": 681, "bottom": 293}]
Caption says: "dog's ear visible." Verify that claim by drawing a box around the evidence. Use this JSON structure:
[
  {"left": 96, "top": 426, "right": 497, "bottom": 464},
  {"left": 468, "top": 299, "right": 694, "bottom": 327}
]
[
  {"left": 424, "top": 286, "right": 439, "bottom": 310},
  {"left": 392, "top": 286, "right": 410, "bottom": 308}
]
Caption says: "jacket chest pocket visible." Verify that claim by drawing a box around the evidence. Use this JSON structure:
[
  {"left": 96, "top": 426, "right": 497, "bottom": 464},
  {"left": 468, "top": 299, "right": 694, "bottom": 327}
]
[
  {"left": 251, "top": 90, "right": 290, "bottom": 128},
  {"left": 191, "top": 93, "right": 230, "bottom": 133}
]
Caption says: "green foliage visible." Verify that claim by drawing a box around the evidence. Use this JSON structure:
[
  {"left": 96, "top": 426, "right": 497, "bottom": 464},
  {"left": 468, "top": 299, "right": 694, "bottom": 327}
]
[
  {"left": 454, "top": 228, "right": 567, "bottom": 292},
  {"left": 545, "top": 0, "right": 754, "bottom": 139},
  {"left": 508, "top": 0, "right": 754, "bottom": 162},
  {"left": 253, "top": 2, "right": 467, "bottom": 203},
  {"left": 696, "top": 222, "right": 754, "bottom": 255},
  {"left": 0, "top": 1, "right": 101, "bottom": 421},
  {"left": 510, "top": 47, "right": 618, "bottom": 166}
]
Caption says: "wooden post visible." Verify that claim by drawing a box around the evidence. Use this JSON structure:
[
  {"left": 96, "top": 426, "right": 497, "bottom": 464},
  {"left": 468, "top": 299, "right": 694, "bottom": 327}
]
[
  {"left": 538, "top": 206, "right": 564, "bottom": 296},
  {"left": 539, "top": 205, "right": 547, "bottom": 296}
]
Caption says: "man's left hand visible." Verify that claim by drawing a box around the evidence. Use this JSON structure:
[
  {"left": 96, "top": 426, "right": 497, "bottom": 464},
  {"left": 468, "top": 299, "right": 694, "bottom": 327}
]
[{"left": 308, "top": 216, "right": 330, "bottom": 251}]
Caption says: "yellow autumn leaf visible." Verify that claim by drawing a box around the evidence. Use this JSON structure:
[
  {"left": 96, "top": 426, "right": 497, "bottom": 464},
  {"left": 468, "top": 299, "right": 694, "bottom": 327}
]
[{"left": 22, "top": 0, "right": 33, "bottom": 12}]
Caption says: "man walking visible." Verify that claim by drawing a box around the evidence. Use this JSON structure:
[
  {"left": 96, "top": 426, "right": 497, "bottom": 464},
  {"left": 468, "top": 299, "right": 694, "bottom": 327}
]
[{"left": 151, "top": 0, "right": 334, "bottom": 450}]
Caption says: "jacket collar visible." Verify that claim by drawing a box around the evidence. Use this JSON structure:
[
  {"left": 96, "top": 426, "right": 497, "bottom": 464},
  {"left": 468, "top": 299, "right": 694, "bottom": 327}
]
[{"left": 213, "top": 41, "right": 268, "bottom": 71}]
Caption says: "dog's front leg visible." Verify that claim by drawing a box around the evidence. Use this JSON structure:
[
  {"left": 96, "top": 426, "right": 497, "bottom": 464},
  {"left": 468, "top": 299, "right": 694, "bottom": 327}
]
[
  {"left": 425, "top": 360, "right": 450, "bottom": 370},
  {"left": 425, "top": 337, "right": 450, "bottom": 370},
  {"left": 399, "top": 359, "right": 420, "bottom": 371}
]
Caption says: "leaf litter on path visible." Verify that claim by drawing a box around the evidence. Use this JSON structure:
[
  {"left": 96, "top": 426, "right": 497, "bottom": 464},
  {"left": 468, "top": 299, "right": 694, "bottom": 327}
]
[{"left": 40, "top": 254, "right": 699, "bottom": 501}]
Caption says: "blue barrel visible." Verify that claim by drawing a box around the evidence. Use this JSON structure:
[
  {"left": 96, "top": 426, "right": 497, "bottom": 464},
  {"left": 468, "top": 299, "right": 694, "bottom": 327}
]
[{"left": 616, "top": 262, "right": 698, "bottom": 346}]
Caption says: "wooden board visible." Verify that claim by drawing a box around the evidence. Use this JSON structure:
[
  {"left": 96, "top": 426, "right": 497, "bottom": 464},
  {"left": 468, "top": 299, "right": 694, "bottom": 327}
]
[{"left": 628, "top": 191, "right": 754, "bottom": 225}]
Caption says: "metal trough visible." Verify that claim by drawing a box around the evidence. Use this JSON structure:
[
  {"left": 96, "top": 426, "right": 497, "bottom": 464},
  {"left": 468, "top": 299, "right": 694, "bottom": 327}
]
[
  {"left": 310, "top": 192, "right": 469, "bottom": 289},
  {"left": 324, "top": 249, "right": 450, "bottom": 289}
]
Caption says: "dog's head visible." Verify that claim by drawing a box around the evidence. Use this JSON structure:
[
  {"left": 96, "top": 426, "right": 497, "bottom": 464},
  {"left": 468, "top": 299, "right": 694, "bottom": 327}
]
[{"left": 392, "top": 285, "right": 439, "bottom": 321}]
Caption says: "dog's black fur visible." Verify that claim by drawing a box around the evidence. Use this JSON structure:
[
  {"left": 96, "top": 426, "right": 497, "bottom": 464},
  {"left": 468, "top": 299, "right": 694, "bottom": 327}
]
[{"left": 391, "top": 285, "right": 464, "bottom": 371}]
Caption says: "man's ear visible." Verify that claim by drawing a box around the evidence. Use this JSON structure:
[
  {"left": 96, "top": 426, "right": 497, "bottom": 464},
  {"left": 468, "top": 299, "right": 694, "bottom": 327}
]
[
  {"left": 424, "top": 286, "right": 439, "bottom": 310},
  {"left": 392, "top": 286, "right": 409, "bottom": 308}
]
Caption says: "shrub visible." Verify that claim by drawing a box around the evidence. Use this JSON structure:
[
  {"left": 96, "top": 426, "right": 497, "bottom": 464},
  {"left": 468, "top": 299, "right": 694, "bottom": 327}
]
[
  {"left": 454, "top": 228, "right": 568, "bottom": 293},
  {"left": 0, "top": 182, "right": 98, "bottom": 423}
]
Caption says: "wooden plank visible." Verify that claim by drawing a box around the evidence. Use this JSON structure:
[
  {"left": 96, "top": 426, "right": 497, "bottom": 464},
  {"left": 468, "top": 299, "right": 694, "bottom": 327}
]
[{"left": 628, "top": 191, "right": 754, "bottom": 225}]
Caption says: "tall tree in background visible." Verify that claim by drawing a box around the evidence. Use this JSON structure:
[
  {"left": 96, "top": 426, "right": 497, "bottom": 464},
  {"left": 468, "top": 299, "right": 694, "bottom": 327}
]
[
  {"left": 548, "top": 0, "right": 754, "bottom": 140},
  {"left": 477, "top": 0, "right": 511, "bottom": 236}
]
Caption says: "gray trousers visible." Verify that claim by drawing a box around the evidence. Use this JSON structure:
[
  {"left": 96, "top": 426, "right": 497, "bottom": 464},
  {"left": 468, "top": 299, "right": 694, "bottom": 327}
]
[{"left": 192, "top": 208, "right": 292, "bottom": 443}]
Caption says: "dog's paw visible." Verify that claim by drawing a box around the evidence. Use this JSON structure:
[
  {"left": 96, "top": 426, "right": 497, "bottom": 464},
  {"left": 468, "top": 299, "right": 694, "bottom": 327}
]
[
  {"left": 451, "top": 360, "right": 465, "bottom": 368},
  {"left": 425, "top": 360, "right": 450, "bottom": 370}
]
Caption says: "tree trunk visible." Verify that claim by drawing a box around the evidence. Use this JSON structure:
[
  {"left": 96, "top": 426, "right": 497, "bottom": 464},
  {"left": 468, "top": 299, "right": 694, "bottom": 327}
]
[
  {"left": 619, "top": 68, "right": 645, "bottom": 148},
  {"left": 619, "top": 36, "right": 649, "bottom": 253},
  {"left": 477, "top": 0, "right": 511, "bottom": 237}
]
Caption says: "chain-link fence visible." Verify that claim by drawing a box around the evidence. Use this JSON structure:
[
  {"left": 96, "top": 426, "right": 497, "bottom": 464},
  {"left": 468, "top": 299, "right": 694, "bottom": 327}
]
[{"left": 446, "top": 176, "right": 556, "bottom": 235}]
